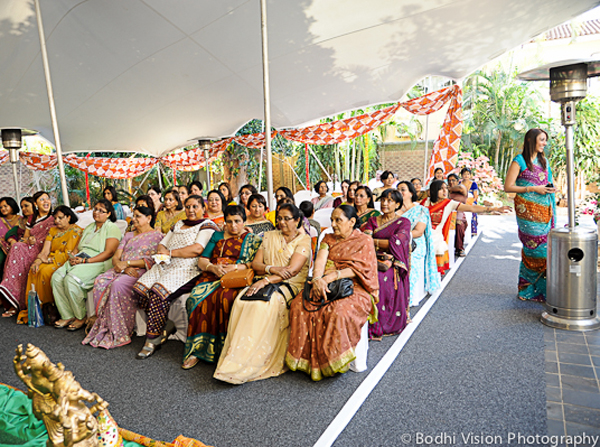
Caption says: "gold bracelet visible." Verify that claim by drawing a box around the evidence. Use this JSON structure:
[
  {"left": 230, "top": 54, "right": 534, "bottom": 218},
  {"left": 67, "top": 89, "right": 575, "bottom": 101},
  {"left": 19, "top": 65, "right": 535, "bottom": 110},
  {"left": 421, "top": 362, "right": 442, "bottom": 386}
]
[
  {"left": 264, "top": 276, "right": 271, "bottom": 284},
  {"left": 336, "top": 270, "right": 341, "bottom": 280}
]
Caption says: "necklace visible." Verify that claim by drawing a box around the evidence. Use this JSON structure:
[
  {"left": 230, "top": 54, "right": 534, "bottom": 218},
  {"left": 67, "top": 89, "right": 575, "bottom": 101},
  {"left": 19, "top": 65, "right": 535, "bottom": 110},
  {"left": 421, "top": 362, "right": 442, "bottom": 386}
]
[{"left": 279, "top": 230, "right": 299, "bottom": 252}]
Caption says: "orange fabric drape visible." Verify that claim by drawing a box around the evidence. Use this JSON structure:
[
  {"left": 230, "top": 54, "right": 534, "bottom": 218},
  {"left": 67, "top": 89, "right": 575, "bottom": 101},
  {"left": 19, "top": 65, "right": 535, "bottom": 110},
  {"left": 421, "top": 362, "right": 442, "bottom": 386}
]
[{"left": 0, "top": 85, "right": 461, "bottom": 181}]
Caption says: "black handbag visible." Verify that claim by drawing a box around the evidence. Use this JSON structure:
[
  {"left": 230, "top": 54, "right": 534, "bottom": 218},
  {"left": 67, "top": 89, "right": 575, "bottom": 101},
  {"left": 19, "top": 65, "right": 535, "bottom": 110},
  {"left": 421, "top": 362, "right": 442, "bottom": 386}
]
[
  {"left": 241, "top": 281, "right": 296, "bottom": 303},
  {"left": 302, "top": 277, "right": 354, "bottom": 312}
]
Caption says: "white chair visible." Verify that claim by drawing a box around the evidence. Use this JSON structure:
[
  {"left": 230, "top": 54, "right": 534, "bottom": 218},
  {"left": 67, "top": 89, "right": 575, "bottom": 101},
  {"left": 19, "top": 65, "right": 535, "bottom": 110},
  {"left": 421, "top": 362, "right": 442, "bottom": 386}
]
[
  {"left": 115, "top": 219, "right": 128, "bottom": 234},
  {"left": 134, "top": 294, "right": 189, "bottom": 343},
  {"left": 76, "top": 210, "right": 94, "bottom": 230},
  {"left": 313, "top": 208, "right": 333, "bottom": 229},
  {"left": 122, "top": 205, "right": 132, "bottom": 218},
  {"left": 374, "top": 202, "right": 381, "bottom": 211},
  {"left": 349, "top": 321, "right": 369, "bottom": 372},
  {"left": 294, "top": 190, "right": 317, "bottom": 205}
]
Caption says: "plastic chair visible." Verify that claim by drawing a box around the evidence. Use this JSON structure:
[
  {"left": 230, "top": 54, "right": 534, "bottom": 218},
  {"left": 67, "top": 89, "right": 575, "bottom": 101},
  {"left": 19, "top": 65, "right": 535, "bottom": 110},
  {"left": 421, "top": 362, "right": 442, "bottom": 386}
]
[
  {"left": 115, "top": 220, "right": 128, "bottom": 234},
  {"left": 134, "top": 294, "right": 189, "bottom": 343},
  {"left": 294, "top": 190, "right": 317, "bottom": 205},
  {"left": 349, "top": 321, "right": 369, "bottom": 372},
  {"left": 313, "top": 208, "right": 333, "bottom": 229}
]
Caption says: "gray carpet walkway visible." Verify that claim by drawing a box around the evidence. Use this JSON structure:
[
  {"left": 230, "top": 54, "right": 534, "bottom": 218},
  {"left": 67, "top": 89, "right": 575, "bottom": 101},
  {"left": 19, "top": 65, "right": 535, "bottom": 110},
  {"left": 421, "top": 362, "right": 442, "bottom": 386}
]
[{"left": 0, "top": 214, "right": 596, "bottom": 447}]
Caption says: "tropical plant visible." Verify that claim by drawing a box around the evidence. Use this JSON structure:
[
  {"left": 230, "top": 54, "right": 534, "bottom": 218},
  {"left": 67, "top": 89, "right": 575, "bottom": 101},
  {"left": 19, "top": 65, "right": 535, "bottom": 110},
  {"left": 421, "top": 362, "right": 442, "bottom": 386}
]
[{"left": 461, "top": 67, "right": 546, "bottom": 177}]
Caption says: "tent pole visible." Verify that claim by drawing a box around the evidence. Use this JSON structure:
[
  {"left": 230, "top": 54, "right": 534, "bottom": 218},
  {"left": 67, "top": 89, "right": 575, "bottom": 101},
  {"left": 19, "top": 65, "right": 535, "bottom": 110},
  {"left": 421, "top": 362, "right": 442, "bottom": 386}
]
[
  {"left": 258, "top": 148, "right": 264, "bottom": 191},
  {"left": 204, "top": 148, "right": 211, "bottom": 190},
  {"left": 12, "top": 163, "right": 20, "bottom": 200},
  {"left": 34, "top": 0, "right": 69, "bottom": 206},
  {"left": 260, "top": 0, "right": 274, "bottom": 209}
]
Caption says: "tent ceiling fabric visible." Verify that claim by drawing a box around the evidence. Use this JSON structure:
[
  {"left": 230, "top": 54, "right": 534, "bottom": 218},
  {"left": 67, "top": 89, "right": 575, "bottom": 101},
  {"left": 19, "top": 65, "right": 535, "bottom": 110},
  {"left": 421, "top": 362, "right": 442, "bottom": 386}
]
[{"left": 1, "top": 0, "right": 598, "bottom": 157}]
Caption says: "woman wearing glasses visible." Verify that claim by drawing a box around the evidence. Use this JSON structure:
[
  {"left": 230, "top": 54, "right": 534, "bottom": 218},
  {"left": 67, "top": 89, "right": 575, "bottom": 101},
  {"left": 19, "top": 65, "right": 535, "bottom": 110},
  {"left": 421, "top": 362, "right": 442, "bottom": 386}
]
[
  {"left": 214, "top": 203, "right": 310, "bottom": 384},
  {"left": 51, "top": 199, "right": 122, "bottom": 331}
]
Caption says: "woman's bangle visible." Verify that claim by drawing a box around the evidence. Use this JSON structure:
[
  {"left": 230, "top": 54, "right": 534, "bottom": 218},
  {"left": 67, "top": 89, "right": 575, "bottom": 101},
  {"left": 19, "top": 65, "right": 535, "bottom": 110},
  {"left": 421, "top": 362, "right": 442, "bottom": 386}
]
[
  {"left": 206, "top": 262, "right": 212, "bottom": 271},
  {"left": 336, "top": 270, "right": 341, "bottom": 280},
  {"left": 264, "top": 276, "right": 271, "bottom": 284},
  {"left": 265, "top": 265, "right": 272, "bottom": 274}
]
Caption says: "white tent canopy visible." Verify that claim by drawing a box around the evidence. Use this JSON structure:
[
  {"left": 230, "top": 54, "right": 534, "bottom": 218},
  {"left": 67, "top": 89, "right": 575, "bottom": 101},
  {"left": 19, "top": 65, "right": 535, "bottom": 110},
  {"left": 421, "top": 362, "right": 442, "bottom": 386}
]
[{"left": 1, "top": 0, "right": 599, "bottom": 157}]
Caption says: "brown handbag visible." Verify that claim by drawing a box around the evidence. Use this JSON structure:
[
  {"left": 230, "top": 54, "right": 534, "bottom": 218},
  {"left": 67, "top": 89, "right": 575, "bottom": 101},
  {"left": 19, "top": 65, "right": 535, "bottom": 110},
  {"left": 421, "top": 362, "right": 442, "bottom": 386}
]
[{"left": 220, "top": 268, "right": 255, "bottom": 289}]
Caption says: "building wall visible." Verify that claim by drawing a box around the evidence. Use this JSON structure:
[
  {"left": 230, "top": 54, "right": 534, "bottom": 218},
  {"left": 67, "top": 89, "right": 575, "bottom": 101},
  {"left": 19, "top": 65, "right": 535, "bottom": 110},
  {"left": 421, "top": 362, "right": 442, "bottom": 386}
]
[{"left": 380, "top": 141, "right": 433, "bottom": 182}]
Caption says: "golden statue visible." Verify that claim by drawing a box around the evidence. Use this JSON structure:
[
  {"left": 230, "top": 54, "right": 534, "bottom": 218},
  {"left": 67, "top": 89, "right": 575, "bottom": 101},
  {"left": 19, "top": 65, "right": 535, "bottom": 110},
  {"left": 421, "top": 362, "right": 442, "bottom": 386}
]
[{"left": 13, "top": 343, "right": 121, "bottom": 447}]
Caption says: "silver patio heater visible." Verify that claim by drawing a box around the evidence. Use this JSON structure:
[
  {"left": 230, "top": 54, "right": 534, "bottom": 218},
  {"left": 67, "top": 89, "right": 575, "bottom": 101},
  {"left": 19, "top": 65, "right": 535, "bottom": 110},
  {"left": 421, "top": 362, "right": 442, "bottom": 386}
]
[
  {"left": 1, "top": 128, "right": 38, "bottom": 200},
  {"left": 518, "top": 60, "right": 600, "bottom": 331},
  {"left": 190, "top": 137, "right": 216, "bottom": 192}
]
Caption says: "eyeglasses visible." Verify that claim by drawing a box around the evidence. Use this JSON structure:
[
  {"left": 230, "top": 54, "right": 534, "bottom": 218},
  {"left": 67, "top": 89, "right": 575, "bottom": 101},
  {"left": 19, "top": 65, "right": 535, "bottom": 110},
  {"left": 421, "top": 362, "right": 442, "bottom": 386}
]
[
  {"left": 276, "top": 216, "right": 295, "bottom": 222},
  {"left": 93, "top": 208, "right": 108, "bottom": 214}
]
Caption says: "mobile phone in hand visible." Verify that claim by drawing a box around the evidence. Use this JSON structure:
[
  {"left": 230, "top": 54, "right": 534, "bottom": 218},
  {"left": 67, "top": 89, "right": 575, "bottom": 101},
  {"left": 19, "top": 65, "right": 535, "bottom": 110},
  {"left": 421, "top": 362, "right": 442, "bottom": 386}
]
[{"left": 546, "top": 183, "right": 554, "bottom": 188}]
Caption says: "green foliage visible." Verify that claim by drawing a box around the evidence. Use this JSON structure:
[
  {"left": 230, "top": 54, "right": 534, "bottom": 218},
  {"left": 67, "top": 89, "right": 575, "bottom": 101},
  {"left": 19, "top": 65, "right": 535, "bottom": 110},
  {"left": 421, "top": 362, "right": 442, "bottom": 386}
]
[{"left": 461, "top": 67, "right": 546, "bottom": 178}]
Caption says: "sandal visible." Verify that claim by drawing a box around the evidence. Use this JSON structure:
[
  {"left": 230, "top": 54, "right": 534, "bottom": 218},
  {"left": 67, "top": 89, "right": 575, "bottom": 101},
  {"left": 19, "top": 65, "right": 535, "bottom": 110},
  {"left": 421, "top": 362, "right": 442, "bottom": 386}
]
[
  {"left": 136, "top": 339, "right": 162, "bottom": 360},
  {"left": 67, "top": 319, "right": 86, "bottom": 332},
  {"left": 181, "top": 356, "right": 199, "bottom": 370},
  {"left": 55, "top": 318, "right": 74, "bottom": 328},
  {"left": 1, "top": 308, "right": 17, "bottom": 318}
]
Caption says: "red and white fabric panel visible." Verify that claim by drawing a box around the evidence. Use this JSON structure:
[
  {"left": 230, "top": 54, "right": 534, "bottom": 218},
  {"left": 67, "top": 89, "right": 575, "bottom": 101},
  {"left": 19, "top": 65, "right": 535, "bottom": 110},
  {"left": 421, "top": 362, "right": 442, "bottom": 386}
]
[
  {"left": 19, "top": 152, "right": 59, "bottom": 170},
  {"left": 279, "top": 104, "right": 400, "bottom": 145},
  {"left": 63, "top": 155, "right": 158, "bottom": 179}
]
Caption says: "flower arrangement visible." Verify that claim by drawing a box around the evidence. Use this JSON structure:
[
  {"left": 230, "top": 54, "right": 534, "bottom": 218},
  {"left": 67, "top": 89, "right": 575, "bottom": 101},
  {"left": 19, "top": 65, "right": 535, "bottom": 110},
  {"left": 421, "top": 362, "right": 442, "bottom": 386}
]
[
  {"left": 456, "top": 152, "right": 504, "bottom": 195},
  {"left": 577, "top": 193, "right": 600, "bottom": 225}
]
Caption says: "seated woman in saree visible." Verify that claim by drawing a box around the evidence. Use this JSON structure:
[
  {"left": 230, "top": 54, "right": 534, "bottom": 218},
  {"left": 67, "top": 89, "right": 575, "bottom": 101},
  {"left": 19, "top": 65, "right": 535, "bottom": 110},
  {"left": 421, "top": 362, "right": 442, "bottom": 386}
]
[
  {"left": 311, "top": 181, "right": 334, "bottom": 211},
  {"left": 0, "top": 197, "right": 21, "bottom": 275},
  {"left": 125, "top": 195, "right": 155, "bottom": 232},
  {"left": 18, "top": 206, "right": 83, "bottom": 324},
  {"left": 218, "top": 182, "right": 235, "bottom": 205},
  {"left": 182, "top": 205, "right": 262, "bottom": 369},
  {"left": 423, "top": 180, "right": 511, "bottom": 275},
  {"left": 154, "top": 189, "right": 185, "bottom": 234},
  {"left": 265, "top": 186, "right": 294, "bottom": 225},
  {"left": 83, "top": 206, "right": 163, "bottom": 349},
  {"left": 238, "top": 184, "right": 258, "bottom": 216},
  {"left": 205, "top": 189, "right": 226, "bottom": 229},
  {"left": 362, "top": 189, "right": 411, "bottom": 338},
  {"left": 51, "top": 199, "right": 122, "bottom": 331},
  {"left": 245, "top": 194, "right": 275, "bottom": 236},
  {"left": 411, "top": 178, "right": 428, "bottom": 202},
  {"left": 286, "top": 205, "right": 379, "bottom": 381},
  {"left": 373, "top": 170, "right": 396, "bottom": 199},
  {"left": 103, "top": 185, "right": 125, "bottom": 220},
  {"left": 213, "top": 203, "right": 311, "bottom": 384},
  {"left": 396, "top": 181, "right": 440, "bottom": 307},
  {"left": 0, "top": 191, "right": 55, "bottom": 318},
  {"left": 332, "top": 179, "right": 350, "bottom": 208},
  {"left": 133, "top": 195, "right": 218, "bottom": 360},
  {"left": 354, "top": 185, "right": 381, "bottom": 228}
]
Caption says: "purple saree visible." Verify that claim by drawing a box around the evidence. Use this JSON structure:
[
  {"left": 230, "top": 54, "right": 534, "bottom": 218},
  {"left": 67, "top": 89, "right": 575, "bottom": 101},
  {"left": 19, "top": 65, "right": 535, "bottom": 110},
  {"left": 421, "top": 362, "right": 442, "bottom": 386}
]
[
  {"left": 83, "top": 230, "right": 162, "bottom": 349},
  {"left": 363, "top": 215, "right": 411, "bottom": 338},
  {"left": 0, "top": 215, "right": 55, "bottom": 310}
]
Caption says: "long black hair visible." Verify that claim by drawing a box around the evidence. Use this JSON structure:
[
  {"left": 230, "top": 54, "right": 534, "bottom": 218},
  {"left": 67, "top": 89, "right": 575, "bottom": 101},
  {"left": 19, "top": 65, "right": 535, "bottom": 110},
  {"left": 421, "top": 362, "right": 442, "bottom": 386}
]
[
  {"left": 103, "top": 185, "right": 119, "bottom": 203},
  {"left": 522, "top": 128, "right": 548, "bottom": 172},
  {"left": 32, "top": 191, "right": 52, "bottom": 222},
  {"left": 429, "top": 180, "right": 447, "bottom": 203}
]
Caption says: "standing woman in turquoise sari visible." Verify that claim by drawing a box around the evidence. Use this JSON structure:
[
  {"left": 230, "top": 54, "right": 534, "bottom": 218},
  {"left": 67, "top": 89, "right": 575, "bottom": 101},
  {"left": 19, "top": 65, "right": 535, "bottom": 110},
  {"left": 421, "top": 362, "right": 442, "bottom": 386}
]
[{"left": 504, "top": 128, "right": 556, "bottom": 302}]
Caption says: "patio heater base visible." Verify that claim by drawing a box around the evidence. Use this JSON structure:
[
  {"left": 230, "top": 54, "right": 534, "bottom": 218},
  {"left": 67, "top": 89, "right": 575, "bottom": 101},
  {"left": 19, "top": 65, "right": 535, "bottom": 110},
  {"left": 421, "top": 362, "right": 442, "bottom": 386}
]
[{"left": 540, "top": 312, "right": 600, "bottom": 332}]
